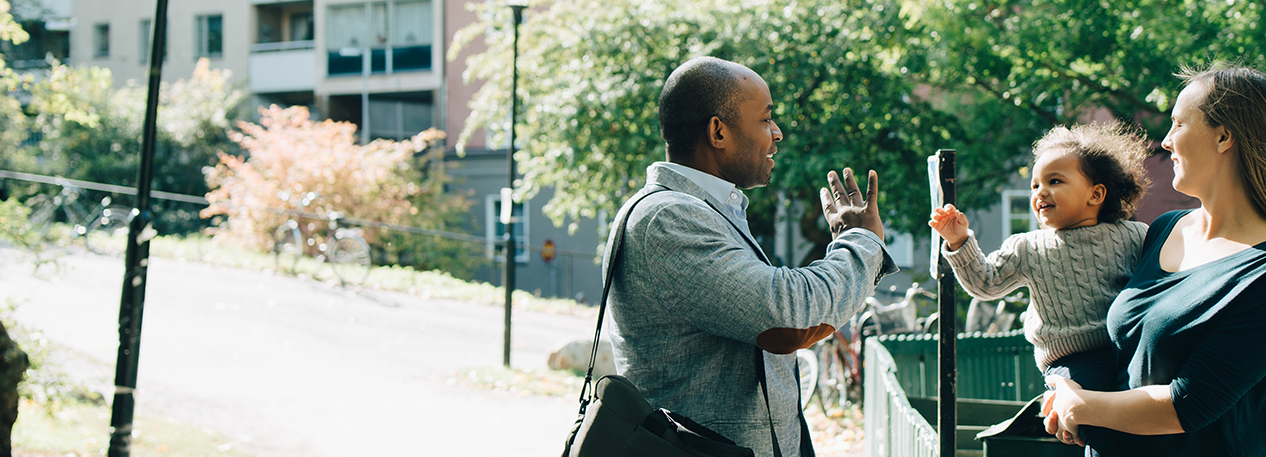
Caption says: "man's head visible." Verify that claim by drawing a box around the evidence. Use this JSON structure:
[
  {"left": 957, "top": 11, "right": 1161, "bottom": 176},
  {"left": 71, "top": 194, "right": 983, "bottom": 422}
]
[{"left": 659, "top": 57, "right": 782, "bottom": 189}]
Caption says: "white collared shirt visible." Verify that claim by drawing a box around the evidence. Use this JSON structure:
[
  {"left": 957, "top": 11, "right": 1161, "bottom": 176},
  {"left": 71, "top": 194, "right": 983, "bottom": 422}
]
[{"left": 658, "top": 162, "right": 751, "bottom": 232}]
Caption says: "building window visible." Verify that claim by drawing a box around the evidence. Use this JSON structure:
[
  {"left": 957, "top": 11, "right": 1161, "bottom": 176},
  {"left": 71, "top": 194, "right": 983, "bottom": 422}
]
[
  {"left": 1001, "top": 189, "right": 1039, "bottom": 238},
  {"left": 327, "top": 0, "right": 432, "bottom": 76},
  {"left": 886, "top": 231, "right": 915, "bottom": 268},
  {"left": 486, "top": 194, "right": 528, "bottom": 264},
  {"left": 289, "top": 12, "right": 314, "bottom": 41},
  {"left": 196, "top": 14, "right": 223, "bottom": 58},
  {"left": 93, "top": 23, "right": 109, "bottom": 58},
  {"left": 368, "top": 98, "right": 434, "bottom": 141}
]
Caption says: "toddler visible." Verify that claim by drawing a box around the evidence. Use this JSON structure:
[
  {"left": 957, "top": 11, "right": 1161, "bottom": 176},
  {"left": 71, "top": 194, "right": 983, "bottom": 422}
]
[{"left": 929, "top": 122, "right": 1151, "bottom": 395}]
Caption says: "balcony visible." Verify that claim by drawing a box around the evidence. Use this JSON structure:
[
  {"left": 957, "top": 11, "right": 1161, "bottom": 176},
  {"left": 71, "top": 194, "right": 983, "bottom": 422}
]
[{"left": 249, "top": 40, "right": 316, "bottom": 93}]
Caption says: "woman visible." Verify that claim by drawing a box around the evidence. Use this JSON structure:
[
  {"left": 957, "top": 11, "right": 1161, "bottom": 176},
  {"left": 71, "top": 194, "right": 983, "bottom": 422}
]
[{"left": 1042, "top": 62, "right": 1266, "bottom": 456}]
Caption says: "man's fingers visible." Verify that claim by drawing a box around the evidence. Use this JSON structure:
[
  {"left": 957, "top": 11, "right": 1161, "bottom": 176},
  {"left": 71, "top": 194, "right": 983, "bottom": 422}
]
[
  {"left": 828, "top": 170, "right": 849, "bottom": 205},
  {"left": 865, "top": 170, "right": 879, "bottom": 206},
  {"left": 842, "top": 168, "right": 863, "bottom": 206}
]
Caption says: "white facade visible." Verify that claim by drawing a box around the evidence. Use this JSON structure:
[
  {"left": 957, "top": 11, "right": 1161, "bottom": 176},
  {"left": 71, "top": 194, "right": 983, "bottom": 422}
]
[{"left": 68, "top": 0, "right": 445, "bottom": 142}]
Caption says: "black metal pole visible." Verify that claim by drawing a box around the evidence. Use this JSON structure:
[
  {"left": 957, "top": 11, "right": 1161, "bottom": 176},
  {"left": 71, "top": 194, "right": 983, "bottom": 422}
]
[
  {"left": 108, "top": 0, "right": 166, "bottom": 455},
  {"left": 936, "top": 149, "right": 957, "bottom": 456},
  {"left": 503, "top": 4, "right": 525, "bottom": 368}
]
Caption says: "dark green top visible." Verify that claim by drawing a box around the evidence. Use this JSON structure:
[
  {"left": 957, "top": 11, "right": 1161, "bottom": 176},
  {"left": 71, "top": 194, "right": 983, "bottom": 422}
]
[{"left": 1103, "top": 210, "right": 1266, "bottom": 456}]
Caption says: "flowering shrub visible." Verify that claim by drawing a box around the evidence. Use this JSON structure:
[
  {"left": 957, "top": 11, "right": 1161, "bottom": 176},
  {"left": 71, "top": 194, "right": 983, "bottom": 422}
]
[{"left": 202, "top": 105, "right": 477, "bottom": 275}]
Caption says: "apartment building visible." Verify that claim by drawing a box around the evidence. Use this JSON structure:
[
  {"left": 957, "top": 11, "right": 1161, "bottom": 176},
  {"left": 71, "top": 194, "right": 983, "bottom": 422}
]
[
  {"left": 54, "top": 0, "right": 613, "bottom": 302},
  {"left": 70, "top": 0, "right": 440, "bottom": 141}
]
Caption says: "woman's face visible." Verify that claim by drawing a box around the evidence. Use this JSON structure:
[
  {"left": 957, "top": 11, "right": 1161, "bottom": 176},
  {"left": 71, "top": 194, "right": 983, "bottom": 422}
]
[{"left": 1162, "top": 81, "right": 1228, "bottom": 197}]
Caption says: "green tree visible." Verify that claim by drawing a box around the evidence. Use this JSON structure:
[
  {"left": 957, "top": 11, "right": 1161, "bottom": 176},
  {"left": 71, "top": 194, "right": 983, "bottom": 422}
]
[
  {"left": 22, "top": 58, "right": 246, "bottom": 234},
  {"left": 914, "top": 0, "right": 1266, "bottom": 140},
  {"left": 0, "top": 0, "right": 30, "bottom": 178},
  {"left": 452, "top": 0, "right": 1024, "bottom": 265}
]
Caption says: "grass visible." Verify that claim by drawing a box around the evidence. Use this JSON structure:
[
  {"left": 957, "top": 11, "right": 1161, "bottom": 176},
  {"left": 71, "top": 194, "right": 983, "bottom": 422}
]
[
  {"left": 145, "top": 234, "right": 596, "bottom": 318},
  {"left": 17, "top": 226, "right": 595, "bottom": 317},
  {"left": 3, "top": 299, "right": 250, "bottom": 457},
  {"left": 448, "top": 365, "right": 585, "bottom": 398},
  {"left": 13, "top": 399, "right": 251, "bottom": 457}
]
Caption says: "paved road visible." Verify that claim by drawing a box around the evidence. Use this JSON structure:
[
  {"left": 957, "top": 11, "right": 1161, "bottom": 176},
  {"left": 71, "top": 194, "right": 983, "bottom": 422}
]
[{"left": 0, "top": 247, "right": 594, "bottom": 456}]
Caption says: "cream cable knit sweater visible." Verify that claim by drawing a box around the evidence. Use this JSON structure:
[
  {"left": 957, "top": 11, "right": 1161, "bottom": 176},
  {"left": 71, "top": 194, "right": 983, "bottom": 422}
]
[{"left": 943, "top": 220, "right": 1148, "bottom": 371}]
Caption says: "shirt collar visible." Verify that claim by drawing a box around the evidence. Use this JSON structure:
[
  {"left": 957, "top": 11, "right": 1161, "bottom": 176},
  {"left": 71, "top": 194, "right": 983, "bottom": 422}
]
[{"left": 658, "top": 161, "right": 748, "bottom": 213}]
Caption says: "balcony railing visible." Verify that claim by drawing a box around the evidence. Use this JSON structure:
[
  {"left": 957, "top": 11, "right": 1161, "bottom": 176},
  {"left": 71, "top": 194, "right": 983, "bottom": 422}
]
[
  {"left": 251, "top": 40, "right": 315, "bottom": 54},
  {"left": 250, "top": 43, "right": 317, "bottom": 93}
]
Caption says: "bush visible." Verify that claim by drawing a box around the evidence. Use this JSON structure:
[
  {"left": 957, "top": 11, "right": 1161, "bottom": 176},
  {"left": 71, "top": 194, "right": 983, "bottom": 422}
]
[{"left": 202, "top": 105, "right": 479, "bottom": 276}]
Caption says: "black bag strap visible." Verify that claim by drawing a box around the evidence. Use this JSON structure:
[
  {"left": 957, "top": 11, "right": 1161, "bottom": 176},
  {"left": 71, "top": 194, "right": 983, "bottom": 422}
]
[{"left": 580, "top": 185, "right": 788, "bottom": 457}]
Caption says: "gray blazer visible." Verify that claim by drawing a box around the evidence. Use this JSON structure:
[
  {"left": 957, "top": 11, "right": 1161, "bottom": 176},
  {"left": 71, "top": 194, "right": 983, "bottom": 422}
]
[{"left": 603, "top": 163, "right": 896, "bottom": 457}]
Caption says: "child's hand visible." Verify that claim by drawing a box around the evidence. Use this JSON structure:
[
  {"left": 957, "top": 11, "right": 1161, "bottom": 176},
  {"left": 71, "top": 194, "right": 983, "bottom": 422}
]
[{"left": 928, "top": 204, "right": 969, "bottom": 251}]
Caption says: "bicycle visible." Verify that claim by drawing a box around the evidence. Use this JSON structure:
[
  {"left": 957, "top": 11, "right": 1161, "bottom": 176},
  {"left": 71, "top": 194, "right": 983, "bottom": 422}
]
[
  {"left": 24, "top": 179, "right": 134, "bottom": 256},
  {"left": 272, "top": 191, "right": 372, "bottom": 286},
  {"left": 807, "top": 284, "right": 936, "bottom": 412}
]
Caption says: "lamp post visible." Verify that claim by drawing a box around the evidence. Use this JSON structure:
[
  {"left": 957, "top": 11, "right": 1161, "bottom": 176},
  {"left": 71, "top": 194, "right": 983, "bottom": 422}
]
[
  {"left": 338, "top": 45, "right": 371, "bottom": 145},
  {"left": 503, "top": 1, "right": 526, "bottom": 368}
]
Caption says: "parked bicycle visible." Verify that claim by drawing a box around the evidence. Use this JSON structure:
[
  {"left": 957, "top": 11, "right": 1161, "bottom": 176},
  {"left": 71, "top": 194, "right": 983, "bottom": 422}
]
[
  {"left": 272, "top": 191, "right": 372, "bottom": 286},
  {"left": 24, "top": 179, "right": 134, "bottom": 256},
  {"left": 806, "top": 284, "right": 936, "bottom": 412}
]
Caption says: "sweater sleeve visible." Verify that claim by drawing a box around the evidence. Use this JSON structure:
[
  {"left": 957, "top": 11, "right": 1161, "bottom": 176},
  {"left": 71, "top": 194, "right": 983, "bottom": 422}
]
[
  {"left": 943, "top": 232, "right": 1028, "bottom": 301},
  {"left": 1168, "top": 277, "right": 1266, "bottom": 432}
]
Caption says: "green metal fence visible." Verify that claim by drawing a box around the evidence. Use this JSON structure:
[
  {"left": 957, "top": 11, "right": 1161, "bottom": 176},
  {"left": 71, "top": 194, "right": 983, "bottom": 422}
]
[
  {"left": 863, "top": 330, "right": 1048, "bottom": 457},
  {"left": 874, "top": 330, "right": 1044, "bottom": 402}
]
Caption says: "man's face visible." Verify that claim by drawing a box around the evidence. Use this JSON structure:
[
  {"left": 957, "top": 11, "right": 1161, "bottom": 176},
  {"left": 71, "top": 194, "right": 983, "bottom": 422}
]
[{"left": 718, "top": 69, "right": 783, "bottom": 189}]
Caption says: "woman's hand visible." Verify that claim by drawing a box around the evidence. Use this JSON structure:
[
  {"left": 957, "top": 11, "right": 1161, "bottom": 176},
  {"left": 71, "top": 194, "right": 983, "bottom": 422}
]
[{"left": 1042, "top": 375, "right": 1087, "bottom": 447}]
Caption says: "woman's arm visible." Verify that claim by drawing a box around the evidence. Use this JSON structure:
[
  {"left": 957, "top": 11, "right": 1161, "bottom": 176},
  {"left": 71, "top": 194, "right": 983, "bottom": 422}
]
[{"left": 1043, "top": 375, "right": 1183, "bottom": 445}]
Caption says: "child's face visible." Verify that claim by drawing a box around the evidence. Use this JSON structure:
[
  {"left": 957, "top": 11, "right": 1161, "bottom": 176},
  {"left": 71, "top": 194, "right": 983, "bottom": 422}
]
[{"left": 1030, "top": 150, "right": 1106, "bottom": 230}]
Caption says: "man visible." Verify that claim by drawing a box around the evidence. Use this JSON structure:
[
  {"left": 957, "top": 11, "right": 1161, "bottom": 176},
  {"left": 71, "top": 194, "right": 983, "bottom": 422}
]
[{"left": 603, "top": 56, "right": 896, "bottom": 456}]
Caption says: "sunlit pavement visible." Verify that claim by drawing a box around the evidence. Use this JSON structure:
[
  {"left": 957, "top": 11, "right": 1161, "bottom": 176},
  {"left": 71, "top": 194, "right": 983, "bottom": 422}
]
[{"left": 0, "top": 247, "right": 594, "bottom": 456}]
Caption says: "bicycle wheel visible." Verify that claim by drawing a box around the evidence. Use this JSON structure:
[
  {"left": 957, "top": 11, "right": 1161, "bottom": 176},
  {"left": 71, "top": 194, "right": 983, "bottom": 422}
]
[
  {"left": 795, "top": 348, "right": 818, "bottom": 410},
  {"left": 24, "top": 194, "right": 57, "bottom": 238},
  {"left": 816, "top": 339, "right": 848, "bottom": 412},
  {"left": 328, "top": 235, "right": 371, "bottom": 286},
  {"left": 84, "top": 205, "right": 133, "bottom": 256},
  {"left": 273, "top": 223, "right": 302, "bottom": 273}
]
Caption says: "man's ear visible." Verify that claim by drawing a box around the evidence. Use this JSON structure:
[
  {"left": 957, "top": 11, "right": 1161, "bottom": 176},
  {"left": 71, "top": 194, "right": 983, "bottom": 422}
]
[
  {"left": 1089, "top": 183, "right": 1107, "bottom": 206},
  {"left": 707, "top": 116, "right": 728, "bottom": 149}
]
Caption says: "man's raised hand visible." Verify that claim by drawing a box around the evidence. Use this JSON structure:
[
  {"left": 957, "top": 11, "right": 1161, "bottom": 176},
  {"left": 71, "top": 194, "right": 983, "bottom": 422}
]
[{"left": 819, "top": 168, "right": 883, "bottom": 240}]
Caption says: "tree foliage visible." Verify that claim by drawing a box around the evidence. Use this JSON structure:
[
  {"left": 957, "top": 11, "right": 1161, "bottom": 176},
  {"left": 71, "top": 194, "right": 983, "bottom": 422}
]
[
  {"left": 17, "top": 59, "right": 245, "bottom": 234},
  {"left": 202, "top": 106, "right": 478, "bottom": 276},
  {"left": 452, "top": 0, "right": 1023, "bottom": 265},
  {"left": 0, "top": 0, "right": 28, "bottom": 176},
  {"left": 454, "top": 0, "right": 1266, "bottom": 265}
]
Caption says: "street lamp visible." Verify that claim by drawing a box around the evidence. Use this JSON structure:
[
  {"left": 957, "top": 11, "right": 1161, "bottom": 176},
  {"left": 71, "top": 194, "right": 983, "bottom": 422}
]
[
  {"left": 338, "top": 46, "right": 371, "bottom": 145},
  {"left": 503, "top": 1, "right": 526, "bottom": 368}
]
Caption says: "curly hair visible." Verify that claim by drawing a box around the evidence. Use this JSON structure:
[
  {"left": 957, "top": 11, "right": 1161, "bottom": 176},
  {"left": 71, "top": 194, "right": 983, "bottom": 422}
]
[{"left": 1033, "top": 122, "right": 1152, "bottom": 223}]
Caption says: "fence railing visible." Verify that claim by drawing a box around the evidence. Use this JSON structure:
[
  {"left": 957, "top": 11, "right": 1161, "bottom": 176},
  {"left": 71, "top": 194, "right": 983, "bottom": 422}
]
[
  {"left": 864, "top": 330, "right": 1046, "bottom": 457},
  {"left": 1, "top": 170, "right": 601, "bottom": 300},
  {"left": 877, "top": 330, "right": 1044, "bottom": 402},
  {"left": 865, "top": 336, "right": 939, "bottom": 457}
]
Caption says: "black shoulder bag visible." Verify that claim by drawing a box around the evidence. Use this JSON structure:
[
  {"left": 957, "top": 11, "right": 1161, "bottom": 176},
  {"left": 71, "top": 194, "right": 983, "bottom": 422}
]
[{"left": 560, "top": 188, "right": 786, "bottom": 457}]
